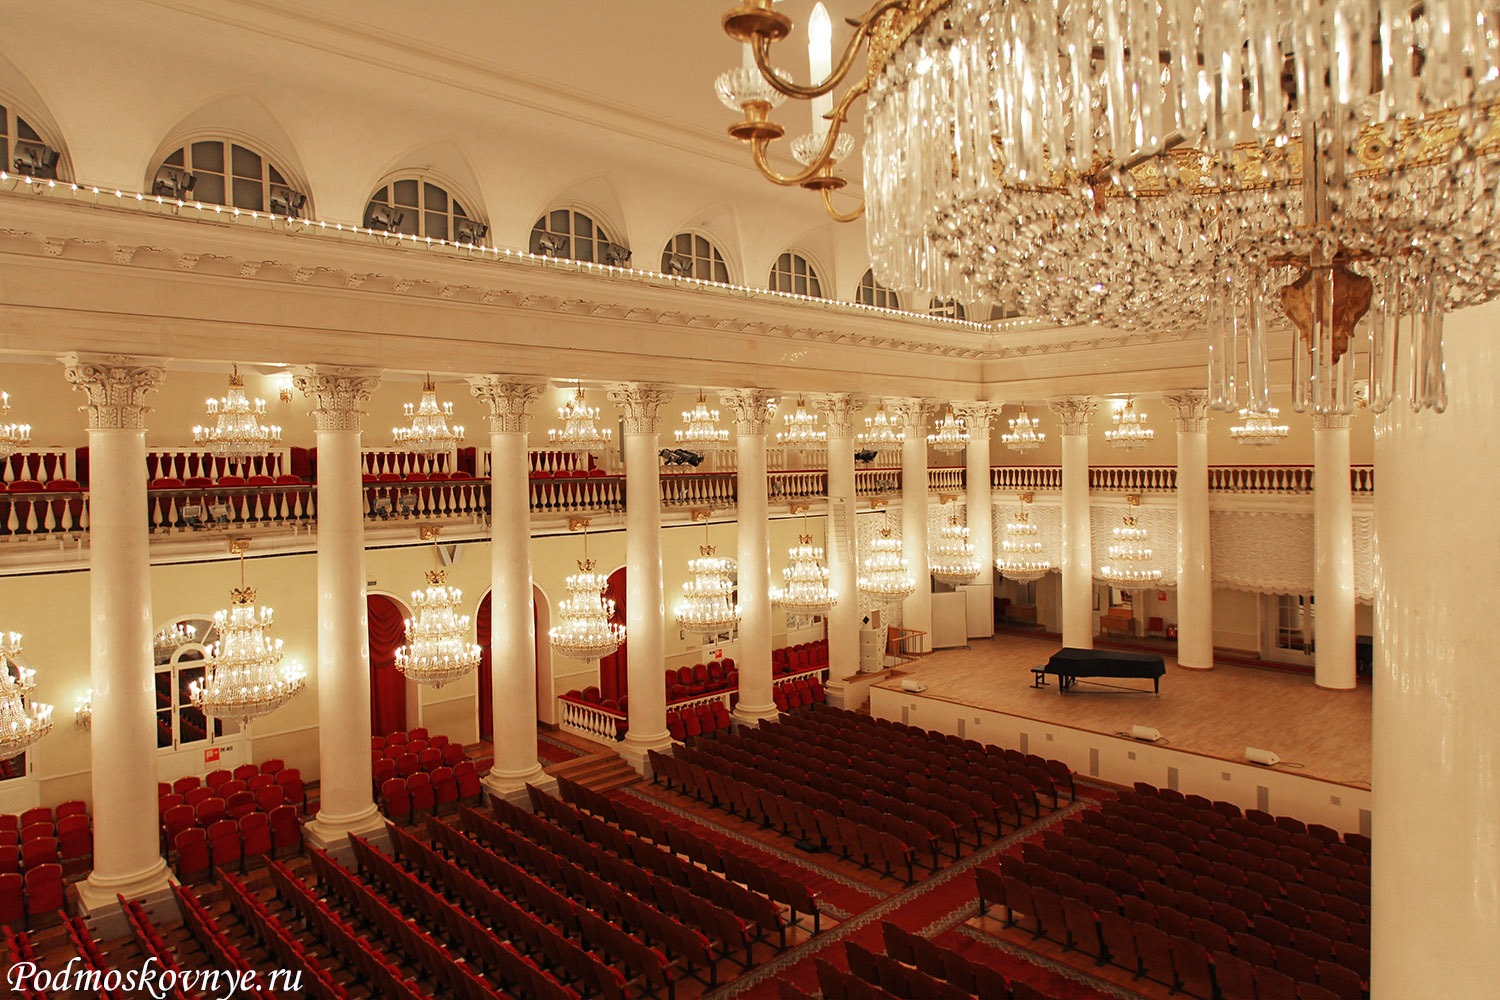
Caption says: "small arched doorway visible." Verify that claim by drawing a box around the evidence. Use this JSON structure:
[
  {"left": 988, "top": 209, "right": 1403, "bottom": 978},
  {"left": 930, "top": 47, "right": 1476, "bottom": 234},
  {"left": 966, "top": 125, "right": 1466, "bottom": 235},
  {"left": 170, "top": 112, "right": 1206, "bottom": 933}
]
[
  {"left": 477, "top": 587, "right": 548, "bottom": 740},
  {"left": 367, "top": 594, "right": 410, "bottom": 737},
  {"left": 598, "top": 567, "right": 628, "bottom": 702}
]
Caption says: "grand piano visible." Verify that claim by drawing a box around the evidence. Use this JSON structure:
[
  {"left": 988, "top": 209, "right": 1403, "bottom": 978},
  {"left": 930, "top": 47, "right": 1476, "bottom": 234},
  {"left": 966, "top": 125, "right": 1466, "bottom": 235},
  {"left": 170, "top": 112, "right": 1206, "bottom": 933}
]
[{"left": 1041, "top": 647, "right": 1166, "bottom": 694}]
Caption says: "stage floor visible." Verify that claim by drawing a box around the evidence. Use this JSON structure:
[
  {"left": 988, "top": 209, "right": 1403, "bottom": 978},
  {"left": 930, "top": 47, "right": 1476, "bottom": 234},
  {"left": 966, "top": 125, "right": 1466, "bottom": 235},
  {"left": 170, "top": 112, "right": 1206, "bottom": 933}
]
[{"left": 874, "top": 634, "right": 1371, "bottom": 788}]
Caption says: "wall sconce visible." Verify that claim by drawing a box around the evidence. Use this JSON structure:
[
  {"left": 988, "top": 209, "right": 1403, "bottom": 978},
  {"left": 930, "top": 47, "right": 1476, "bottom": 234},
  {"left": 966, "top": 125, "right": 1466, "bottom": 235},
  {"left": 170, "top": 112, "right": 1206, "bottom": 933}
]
[{"left": 74, "top": 689, "right": 92, "bottom": 729}]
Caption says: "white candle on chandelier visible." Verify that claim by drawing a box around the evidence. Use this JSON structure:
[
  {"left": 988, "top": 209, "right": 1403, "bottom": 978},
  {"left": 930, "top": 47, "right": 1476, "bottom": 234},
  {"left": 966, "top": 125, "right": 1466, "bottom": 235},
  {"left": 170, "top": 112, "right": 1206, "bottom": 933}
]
[
  {"left": 807, "top": 2, "right": 833, "bottom": 137},
  {"left": 742, "top": 40, "right": 756, "bottom": 72}
]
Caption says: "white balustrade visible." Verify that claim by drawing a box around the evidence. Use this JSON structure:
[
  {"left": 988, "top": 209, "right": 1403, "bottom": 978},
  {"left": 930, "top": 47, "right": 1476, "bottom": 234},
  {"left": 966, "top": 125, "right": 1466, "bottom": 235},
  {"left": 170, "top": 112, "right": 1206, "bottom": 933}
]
[
  {"left": 990, "top": 466, "right": 1064, "bottom": 491},
  {"left": 1, "top": 448, "right": 70, "bottom": 484},
  {"left": 1351, "top": 465, "right": 1375, "bottom": 494},
  {"left": 926, "top": 467, "right": 965, "bottom": 492},
  {"left": 1089, "top": 466, "right": 1178, "bottom": 492},
  {"left": 557, "top": 697, "right": 626, "bottom": 747},
  {"left": 767, "top": 470, "right": 828, "bottom": 501},
  {"left": 854, "top": 468, "right": 901, "bottom": 496},
  {"left": 147, "top": 447, "right": 291, "bottom": 481},
  {"left": 527, "top": 475, "right": 623, "bottom": 515},
  {"left": 659, "top": 472, "right": 737, "bottom": 509},
  {"left": 1207, "top": 465, "right": 1316, "bottom": 494}
]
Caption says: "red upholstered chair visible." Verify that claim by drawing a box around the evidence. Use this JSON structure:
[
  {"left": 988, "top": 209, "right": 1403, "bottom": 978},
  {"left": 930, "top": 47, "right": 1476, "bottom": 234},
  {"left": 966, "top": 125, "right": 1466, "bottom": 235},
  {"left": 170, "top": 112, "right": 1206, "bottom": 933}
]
[
  {"left": 443, "top": 744, "right": 466, "bottom": 766},
  {"left": 454, "top": 761, "right": 481, "bottom": 802},
  {"left": 409, "top": 726, "right": 429, "bottom": 741},
  {"left": 239, "top": 813, "right": 272, "bottom": 867},
  {"left": 205, "top": 768, "right": 233, "bottom": 789},
  {"left": 667, "top": 712, "right": 687, "bottom": 742},
  {"left": 431, "top": 766, "right": 459, "bottom": 813},
  {"left": 371, "top": 735, "right": 386, "bottom": 752},
  {"left": 276, "top": 768, "right": 306, "bottom": 812},
  {"left": 682, "top": 710, "right": 702, "bottom": 739},
  {"left": 0, "top": 847, "right": 18, "bottom": 875},
  {"left": 233, "top": 763, "right": 258, "bottom": 782},
  {"left": 428, "top": 734, "right": 450, "bottom": 750},
  {"left": 208, "top": 819, "right": 243, "bottom": 873},
  {"left": 53, "top": 801, "right": 87, "bottom": 822},
  {"left": 385, "top": 731, "right": 408, "bottom": 748},
  {"left": 254, "top": 784, "right": 286, "bottom": 814},
  {"left": 268, "top": 804, "right": 302, "bottom": 858},
  {"left": 0, "top": 871, "right": 21, "bottom": 927},
  {"left": 395, "top": 752, "right": 419, "bottom": 778},
  {"left": 19, "top": 822, "right": 51, "bottom": 844},
  {"left": 259, "top": 758, "right": 286, "bottom": 776},
  {"left": 381, "top": 778, "right": 412, "bottom": 824},
  {"left": 407, "top": 772, "right": 436, "bottom": 816},
  {"left": 23, "top": 864, "right": 63, "bottom": 927},
  {"left": 219, "top": 780, "right": 249, "bottom": 798},
  {"left": 407, "top": 739, "right": 428, "bottom": 755},
  {"left": 246, "top": 773, "right": 274, "bottom": 792},
  {"left": 185, "top": 786, "right": 215, "bottom": 807},
  {"left": 226, "top": 791, "right": 256, "bottom": 819},
  {"left": 418, "top": 747, "right": 442, "bottom": 771},
  {"left": 56, "top": 815, "right": 92, "bottom": 864},
  {"left": 373, "top": 757, "right": 397, "bottom": 786},
  {"left": 195, "top": 797, "right": 227, "bottom": 828},
  {"left": 162, "top": 804, "right": 196, "bottom": 843},
  {"left": 20, "top": 837, "right": 56, "bottom": 868}
]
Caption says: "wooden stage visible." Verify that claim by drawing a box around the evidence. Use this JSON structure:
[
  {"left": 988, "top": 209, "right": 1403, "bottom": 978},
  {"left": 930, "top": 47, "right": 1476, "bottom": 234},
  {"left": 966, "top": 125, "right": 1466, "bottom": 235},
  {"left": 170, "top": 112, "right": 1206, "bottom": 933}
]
[{"left": 871, "top": 634, "right": 1371, "bottom": 789}]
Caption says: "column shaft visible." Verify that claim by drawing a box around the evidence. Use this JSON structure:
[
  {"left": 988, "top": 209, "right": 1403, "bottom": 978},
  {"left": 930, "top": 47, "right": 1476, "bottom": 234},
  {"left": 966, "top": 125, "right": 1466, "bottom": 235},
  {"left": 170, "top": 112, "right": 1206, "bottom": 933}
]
[
  {"left": 1060, "top": 434, "right": 1093, "bottom": 648},
  {"left": 723, "top": 390, "right": 776, "bottom": 723},
  {"left": 956, "top": 403, "right": 999, "bottom": 639},
  {"left": 1314, "top": 417, "right": 1356, "bottom": 689},
  {"left": 1164, "top": 391, "right": 1212, "bottom": 668},
  {"left": 822, "top": 397, "right": 860, "bottom": 679},
  {"left": 900, "top": 430, "right": 932, "bottom": 652}
]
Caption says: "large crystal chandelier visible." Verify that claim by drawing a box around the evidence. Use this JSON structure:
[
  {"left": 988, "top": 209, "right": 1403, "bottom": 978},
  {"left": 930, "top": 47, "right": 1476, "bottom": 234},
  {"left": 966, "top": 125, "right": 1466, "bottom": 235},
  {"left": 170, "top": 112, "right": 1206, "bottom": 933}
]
[
  {"left": 720, "top": 2, "right": 1500, "bottom": 416},
  {"left": 394, "top": 378, "right": 465, "bottom": 455},
  {"left": 0, "top": 632, "right": 53, "bottom": 760},
  {"left": 1230, "top": 407, "right": 1290, "bottom": 447},
  {"left": 1105, "top": 398, "right": 1155, "bottom": 451},
  {"left": 549, "top": 386, "right": 613, "bottom": 452},
  {"left": 0, "top": 392, "right": 32, "bottom": 460},
  {"left": 190, "top": 539, "right": 306, "bottom": 724},
  {"left": 549, "top": 519, "right": 625, "bottom": 662},
  {"left": 675, "top": 391, "right": 731, "bottom": 449},
  {"left": 1002, "top": 406, "right": 1045, "bottom": 453},
  {"left": 926, "top": 408, "right": 969, "bottom": 454},
  {"left": 930, "top": 503, "right": 980, "bottom": 585},
  {"left": 998, "top": 495, "right": 1051, "bottom": 583},
  {"left": 857, "top": 401, "right": 904, "bottom": 449},
  {"left": 193, "top": 366, "right": 282, "bottom": 459},
  {"left": 776, "top": 397, "right": 826, "bottom": 450},
  {"left": 1099, "top": 496, "right": 1162, "bottom": 586},
  {"left": 396, "top": 526, "right": 481, "bottom": 687},
  {"left": 770, "top": 514, "right": 838, "bottom": 617},
  {"left": 858, "top": 514, "right": 916, "bottom": 603},
  {"left": 674, "top": 513, "right": 742, "bottom": 637}
]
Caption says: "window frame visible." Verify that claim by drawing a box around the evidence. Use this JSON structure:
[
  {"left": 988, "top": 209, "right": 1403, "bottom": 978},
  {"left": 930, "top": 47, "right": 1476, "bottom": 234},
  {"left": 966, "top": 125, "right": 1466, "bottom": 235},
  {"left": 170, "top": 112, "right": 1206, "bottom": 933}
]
[
  {"left": 153, "top": 615, "right": 242, "bottom": 753},
  {"left": 768, "top": 251, "right": 825, "bottom": 299},
  {"left": 530, "top": 207, "right": 619, "bottom": 263},
  {"left": 154, "top": 137, "right": 297, "bottom": 213},
  {"left": 856, "top": 269, "right": 901, "bottom": 310},
  {"left": 0, "top": 98, "right": 66, "bottom": 181},
  {"left": 661, "top": 231, "right": 731, "bottom": 283}
]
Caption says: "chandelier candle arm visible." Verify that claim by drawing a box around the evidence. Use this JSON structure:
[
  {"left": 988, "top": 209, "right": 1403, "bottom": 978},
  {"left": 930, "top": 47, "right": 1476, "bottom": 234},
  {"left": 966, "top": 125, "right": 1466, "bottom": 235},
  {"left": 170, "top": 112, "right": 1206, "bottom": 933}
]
[
  {"left": 0, "top": 391, "right": 33, "bottom": 459},
  {"left": 0, "top": 631, "right": 54, "bottom": 760}
]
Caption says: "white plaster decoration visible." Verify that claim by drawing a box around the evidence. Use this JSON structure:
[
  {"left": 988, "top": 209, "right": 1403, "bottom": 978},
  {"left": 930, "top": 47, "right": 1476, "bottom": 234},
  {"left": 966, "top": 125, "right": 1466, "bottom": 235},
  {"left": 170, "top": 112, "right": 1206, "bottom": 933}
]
[
  {"left": 1210, "top": 509, "right": 1314, "bottom": 595},
  {"left": 294, "top": 369, "right": 381, "bottom": 432},
  {"left": 817, "top": 393, "right": 863, "bottom": 438},
  {"left": 1353, "top": 511, "right": 1374, "bottom": 603},
  {"left": 951, "top": 402, "right": 1000, "bottom": 436},
  {"left": 888, "top": 398, "right": 936, "bottom": 431},
  {"left": 1161, "top": 389, "right": 1210, "bottom": 432},
  {"left": 1090, "top": 502, "right": 1178, "bottom": 587},
  {"left": 61, "top": 354, "right": 166, "bottom": 430},
  {"left": 993, "top": 499, "right": 1065, "bottom": 573},
  {"left": 1050, "top": 396, "right": 1098, "bottom": 436},
  {"left": 469, "top": 376, "right": 548, "bottom": 434},
  {"left": 719, "top": 389, "right": 776, "bottom": 435},
  {"left": 607, "top": 384, "right": 674, "bottom": 435}
]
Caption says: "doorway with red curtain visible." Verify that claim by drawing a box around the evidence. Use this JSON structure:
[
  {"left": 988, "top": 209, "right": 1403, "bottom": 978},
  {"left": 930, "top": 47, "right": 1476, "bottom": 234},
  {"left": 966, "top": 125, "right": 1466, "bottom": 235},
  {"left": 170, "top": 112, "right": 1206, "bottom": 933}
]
[
  {"left": 598, "top": 567, "right": 628, "bottom": 702},
  {"left": 367, "top": 594, "right": 410, "bottom": 738},
  {"left": 476, "top": 588, "right": 546, "bottom": 742}
]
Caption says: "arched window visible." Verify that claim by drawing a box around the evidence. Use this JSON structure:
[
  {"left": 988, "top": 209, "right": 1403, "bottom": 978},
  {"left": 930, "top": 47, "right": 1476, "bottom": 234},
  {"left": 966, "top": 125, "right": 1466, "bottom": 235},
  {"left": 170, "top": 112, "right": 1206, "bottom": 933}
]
[
  {"left": 154, "top": 139, "right": 302, "bottom": 213},
  {"left": 365, "top": 176, "right": 484, "bottom": 243},
  {"left": 929, "top": 297, "right": 967, "bottom": 320},
  {"left": 856, "top": 269, "right": 900, "bottom": 310},
  {"left": 661, "top": 232, "right": 729, "bottom": 282},
  {"left": 768, "top": 251, "right": 824, "bottom": 298},
  {"left": 0, "top": 104, "right": 61, "bottom": 179},
  {"left": 531, "top": 208, "right": 622, "bottom": 263}
]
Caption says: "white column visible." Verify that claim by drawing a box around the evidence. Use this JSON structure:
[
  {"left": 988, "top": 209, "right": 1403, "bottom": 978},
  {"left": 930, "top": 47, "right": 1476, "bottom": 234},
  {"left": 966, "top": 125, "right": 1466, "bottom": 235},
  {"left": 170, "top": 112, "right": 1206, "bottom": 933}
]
[
  {"left": 1371, "top": 306, "right": 1500, "bottom": 997},
  {"left": 820, "top": 394, "right": 861, "bottom": 685},
  {"left": 892, "top": 399, "right": 934, "bottom": 652},
  {"left": 1314, "top": 413, "right": 1356, "bottom": 689},
  {"left": 1051, "top": 397, "right": 1098, "bottom": 649},
  {"left": 721, "top": 389, "right": 777, "bottom": 724},
  {"left": 607, "top": 383, "right": 676, "bottom": 774},
  {"left": 954, "top": 402, "right": 999, "bottom": 638},
  {"left": 62, "top": 355, "right": 172, "bottom": 917},
  {"left": 1163, "top": 390, "right": 1213, "bottom": 668},
  {"left": 470, "top": 377, "right": 550, "bottom": 799},
  {"left": 294, "top": 367, "right": 385, "bottom": 849}
]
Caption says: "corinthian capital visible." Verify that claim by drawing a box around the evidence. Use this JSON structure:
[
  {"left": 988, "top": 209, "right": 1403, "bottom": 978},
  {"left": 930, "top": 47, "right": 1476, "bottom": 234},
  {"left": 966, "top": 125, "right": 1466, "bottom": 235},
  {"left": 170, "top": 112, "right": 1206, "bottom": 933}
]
[
  {"left": 1161, "top": 389, "right": 1210, "bottom": 432},
  {"left": 815, "top": 393, "right": 862, "bottom": 439},
  {"left": 1049, "top": 396, "right": 1098, "bottom": 436},
  {"left": 718, "top": 389, "right": 775, "bottom": 436},
  {"left": 606, "top": 383, "right": 675, "bottom": 435},
  {"left": 61, "top": 353, "right": 165, "bottom": 430},
  {"left": 951, "top": 401, "right": 1001, "bottom": 437},
  {"left": 886, "top": 397, "right": 936, "bottom": 431},
  {"left": 293, "top": 367, "right": 381, "bottom": 432},
  {"left": 468, "top": 376, "right": 548, "bottom": 434}
]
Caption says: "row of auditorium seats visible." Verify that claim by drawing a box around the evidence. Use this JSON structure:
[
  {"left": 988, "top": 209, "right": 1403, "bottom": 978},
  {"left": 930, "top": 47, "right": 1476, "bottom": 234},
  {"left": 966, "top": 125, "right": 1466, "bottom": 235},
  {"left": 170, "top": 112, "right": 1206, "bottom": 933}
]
[
  {"left": 0, "top": 803, "right": 92, "bottom": 874},
  {"left": 172, "top": 805, "right": 303, "bottom": 883},
  {"left": 3, "top": 927, "right": 45, "bottom": 1000},
  {"left": 118, "top": 893, "right": 198, "bottom": 1000},
  {"left": 173, "top": 883, "right": 262, "bottom": 987},
  {"left": 667, "top": 700, "right": 732, "bottom": 741},
  {"left": 835, "top": 924, "right": 1057, "bottom": 1000},
  {"left": 774, "top": 639, "right": 828, "bottom": 674},
  {"left": 666, "top": 659, "right": 738, "bottom": 701},
  {"left": 379, "top": 761, "right": 484, "bottom": 822},
  {"left": 772, "top": 675, "right": 825, "bottom": 710},
  {"left": 0, "top": 863, "right": 64, "bottom": 929}
]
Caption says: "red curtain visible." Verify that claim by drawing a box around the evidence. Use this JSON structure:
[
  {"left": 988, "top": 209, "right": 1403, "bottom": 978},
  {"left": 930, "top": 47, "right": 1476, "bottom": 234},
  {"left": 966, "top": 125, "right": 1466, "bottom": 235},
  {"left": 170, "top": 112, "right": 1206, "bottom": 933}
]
[
  {"left": 367, "top": 595, "right": 409, "bottom": 737},
  {"left": 598, "top": 567, "right": 628, "bottom": 702},
  {"left": 477, "top": 592, "right": 493, "bottom": 741}
]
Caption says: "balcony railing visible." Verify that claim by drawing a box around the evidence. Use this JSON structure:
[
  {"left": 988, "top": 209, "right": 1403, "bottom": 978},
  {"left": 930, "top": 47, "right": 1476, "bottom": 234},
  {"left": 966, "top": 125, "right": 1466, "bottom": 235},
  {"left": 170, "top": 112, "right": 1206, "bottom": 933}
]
[
  {"left": 767, "top": 470, "right": 828, "bottom": 503},
  {"left": 855, "top": 467, "right": 901, "bottom": 497},
  {"left": 659, "top": 472, "right": 736, "bottom": 509},
  {"left": 990, "top": 464, "right": 1375, "bottom": 496},
  {"left": 990, "top": 466, "right": 1064, "bottom": 491},
  {"left": 1090, "top": 466, "right": 1178, "bottom": 492},
  {"left": 927, "top": 467, "right": 965, "bottom": 492}
]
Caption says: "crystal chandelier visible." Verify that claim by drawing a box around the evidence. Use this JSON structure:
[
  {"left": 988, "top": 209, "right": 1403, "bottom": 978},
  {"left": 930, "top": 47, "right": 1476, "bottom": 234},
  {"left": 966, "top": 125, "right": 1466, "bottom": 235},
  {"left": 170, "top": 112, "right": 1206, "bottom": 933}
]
[
  {"left": 193, "top": 366, "right": 282, "bottom": 459},
  {"left": 190, "top": 538, "right": 306, "bottom": 724},
  {"left": 1099, "top": 496, "right": 1162, "bottom": 586},
  {"left": 858, "top": 514, "right": 916, "bottom": 604},
  {"left": 776, "top": 397, "right": 826, "bottom": 450},
  {"left": 1230, "top": 407, "right": 1290, "bottom": 447},
  {"left": 1002, "top": 406, "right": 1045, "bottom": 453},
  {"left": 0, "top": 632, "right": 53, "bottom": 760},
  {"left": 0, "top": 392, "right": 32, "bottom": 460},
  {"left": 394, "top": 378, "right": 465, "bottom": 455},
  {"left": 1105, "top": 398, "right": 1155, "bottom": 451},
  {"left": 857, "top": 401, "right": 904, "bottom": 450},
  {"left": 549, "top": 386, "right": 613, "bottom": 452},
  {"left": 998, "top": 495, "right": 1051, "bottom": 583},
  {"left": 771, "top": 535, "right": 838, "bottom": 617},
  {"left": 549, "top": 519, "right": 625, "bottom": 662},
  {"left": 720, "top": 2, "right": 1500, "bottom": 416},
  {"left": 930, "top": 502, "right": 980, "bottom": 585},
  {"left": 153, "top": 621, "right": 198, "bottom": 661},
  {"left": 927, "top": 408, "right": 969, "bottom": 454},
  {"left": 674, "top": 512, "right": 742, "bottom": 637},
  {"left": 396, "top": 526, "right": 481, "bottom": 687},
  {"left": 675, "top": 391, "right": 731, "bottom": 450}
]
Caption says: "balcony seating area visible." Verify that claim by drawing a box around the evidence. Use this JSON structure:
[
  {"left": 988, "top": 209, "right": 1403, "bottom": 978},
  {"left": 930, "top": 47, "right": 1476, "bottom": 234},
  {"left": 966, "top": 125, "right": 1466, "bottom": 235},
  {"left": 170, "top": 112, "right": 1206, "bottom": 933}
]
[
  {"left": 665, "top": 659, "right": 738, "bottom": 702},
  {"left": 773, "top": 639, "right": 828, "bottom": 675},
  {"left": 666, "top": 700, "right": 733, "bottom": 740},
  {"left": 974, "top": 782, "right": 1370, "bottom": 1000},
  {"left": 371, "top": 728, "right": 469, "bottom": 788},
  {"left": 0, "top": 802, "right": 92, "bottom": 877}
]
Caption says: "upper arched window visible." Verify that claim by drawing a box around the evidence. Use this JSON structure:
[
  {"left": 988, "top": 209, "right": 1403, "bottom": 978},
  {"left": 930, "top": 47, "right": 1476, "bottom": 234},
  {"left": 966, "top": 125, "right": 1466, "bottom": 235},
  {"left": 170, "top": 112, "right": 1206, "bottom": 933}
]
[
  {"left": 365, "top": 176, "right": 485, "bottom": 244},
  {"left": 768, "top": 251, "right": 824, "bottom": 298},
  {"left": 661, "top": 232, "right": 729, "bottom": 283},
  {"left": 0, "top": 104, "right": 61, "bottom": 179},
  {"left": 531, "top": 208, "right": 626, "bottom": 264},
  {"left": 987, "top": 304, "right": 1024, "bottom": 321},
  {"left": 929, "top": 297, "right": 967, "bottom": 320},
  {"left": 856, "top": 269, "right": 901, "bottom": 310},
  {"left": 154, "top": 139, "right": 303, "bottom": 213}
]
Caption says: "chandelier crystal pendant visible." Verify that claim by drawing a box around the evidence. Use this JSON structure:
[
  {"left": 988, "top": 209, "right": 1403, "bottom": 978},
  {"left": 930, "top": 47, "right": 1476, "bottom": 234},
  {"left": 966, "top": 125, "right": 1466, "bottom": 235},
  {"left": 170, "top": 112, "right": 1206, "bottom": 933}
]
[
  {"left": 549, "top": 519, "right": 625, "bottom": 662},
  {"left": 549, "top": 386, "right": 613, "bottom": 453},
  {"left": 193, "top": 366, "right": 282, "bottom": 459},
  {"left": 930, "top": 501, "right": 980, "bottom": 586},
  {"left": 1002, "top": 406, "right": 1045, "bottom": 453},
  {"left": 775, "top": 397, "right": 826, "bottom": 450},
  {"left": 396, "top": 526, "right": 482, "bottom": 688},
  {"left": 1229, "top": 407, "right": 1290, "bottom": 447},
  {"left": 674, "top": 511, "right": 742, "bottom": 637},
  {"left": 0, "top": 392, "right": 32, "bottom": 460},
  {"left": 675, "top": 391, "right": 731, "bottom": 450},
  {"left": 0, "top": 632, "right": 53, "bottom": 761},
  {"left": 1105, "top": 399, "right": 1154, "bottom": 451},
  {"left": 190, "top": 538, "right": 306, "bottom": 724},
  {"left": 394, "top": 378, "right": 465, "bottom": 455},
  {"left": 153, "top": 621, "right": 198, "bottom": 662},
  {"left": 858, "top": 512, "right": 916, "bottom": 604},
  {"left": 1099, "top": 496, "right": 1162, "bottom": 586},
  {"left": 857, "top": 401, "right": 904, "bottom": 450},
  {"left": 998, "top": 494, "right": 1051, "bottom": 583},
  {"left": 927, "top": 408, "right": 970, "bottom": 454}
]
